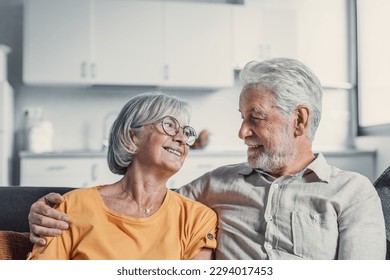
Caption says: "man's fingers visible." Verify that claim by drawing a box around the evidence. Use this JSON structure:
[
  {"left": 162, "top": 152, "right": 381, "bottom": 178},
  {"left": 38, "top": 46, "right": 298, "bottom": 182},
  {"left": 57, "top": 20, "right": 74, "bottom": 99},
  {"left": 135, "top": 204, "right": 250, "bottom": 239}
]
[
  {"left": 42, "top": 192, "right": 65, "bottom": 206},
  {"left": 29, "top": 232, "right": 47, "bottom": 246},
  {"left": 30, "top": 222, "right": 63, "bottom": 236},
  {"left": 28, "top": 192, "right": 70, "bottom": 245},
  {"left": 29, "top": 209, "right": 69, "bottom": 230},
  {"left": 29, "top": 221, "right": 66, "bottom": 246},
  {"left": 29, "top": 197, "right": 70, "bottom": 225}
]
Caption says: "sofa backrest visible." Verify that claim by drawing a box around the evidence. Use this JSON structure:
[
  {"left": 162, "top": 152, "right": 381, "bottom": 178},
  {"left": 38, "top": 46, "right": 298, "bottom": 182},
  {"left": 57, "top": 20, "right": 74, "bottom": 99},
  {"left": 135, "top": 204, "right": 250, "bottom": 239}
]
[
  {"left": 0, "top": 186, "right": 75, "bottom": 232},
  {"left": 373, "top": 166, "right": 390, "bottom": 260}
]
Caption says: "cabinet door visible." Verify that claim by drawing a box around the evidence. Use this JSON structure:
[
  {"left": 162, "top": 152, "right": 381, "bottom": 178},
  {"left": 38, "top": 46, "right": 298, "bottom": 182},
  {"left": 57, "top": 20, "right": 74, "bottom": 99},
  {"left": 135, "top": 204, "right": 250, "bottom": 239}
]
[
  {"left": 20, "top": 158, "right": 94, "bottom": 187},
  {"left": 163, "top": 2, "right": 234, "bottom": 88},
  {"left": 262, "top": 1, "right": 298, "bottom": 60},
  {"left": 90, "top": 158, "right": 122, "bottom": 185},
  {"left": 20, "top": 156, "right": 122, "bottom": 188},
  {"left": 232, "top": 0, "right": 265, "bottom": 69},
  {"left": 167, "top": 153, "right": 246, "bottom": 189},
  {"left": 93, "top": 0, "right": 164, "bottom": 85},
  {"left": 23, "top": 0, "right": 92, "bottom": 84}
]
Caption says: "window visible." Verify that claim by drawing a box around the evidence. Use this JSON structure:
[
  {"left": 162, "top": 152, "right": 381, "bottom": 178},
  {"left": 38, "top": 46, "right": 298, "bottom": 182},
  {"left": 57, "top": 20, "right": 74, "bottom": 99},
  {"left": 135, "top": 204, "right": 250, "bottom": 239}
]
[{"left": 356, "top": 0, "right": 390, "bottom": 135}]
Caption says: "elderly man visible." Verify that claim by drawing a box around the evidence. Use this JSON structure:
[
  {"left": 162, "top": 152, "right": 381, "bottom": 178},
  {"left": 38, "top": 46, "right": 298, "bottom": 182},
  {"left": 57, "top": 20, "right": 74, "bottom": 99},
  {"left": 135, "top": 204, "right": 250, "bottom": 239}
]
[{"left": 28, "top": 58, "right": 386, "bottom": 260}]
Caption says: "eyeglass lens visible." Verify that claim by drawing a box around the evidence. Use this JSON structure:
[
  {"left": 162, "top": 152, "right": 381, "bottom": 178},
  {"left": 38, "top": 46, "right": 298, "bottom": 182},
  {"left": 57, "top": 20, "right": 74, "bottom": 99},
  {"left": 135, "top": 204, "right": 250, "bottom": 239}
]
[{"left": 161, "top": 116, "right": 197, "bottom": 146}]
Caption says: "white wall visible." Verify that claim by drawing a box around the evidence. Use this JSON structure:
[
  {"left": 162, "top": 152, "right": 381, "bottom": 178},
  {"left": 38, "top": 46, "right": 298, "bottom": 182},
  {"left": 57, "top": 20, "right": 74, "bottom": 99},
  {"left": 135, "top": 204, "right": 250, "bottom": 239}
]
[
  {"left": 15, "top": 84, "right": 353, "bottom": 153},
  {"left": 15, "top": 85, "right": 246, "bottom": 152}
]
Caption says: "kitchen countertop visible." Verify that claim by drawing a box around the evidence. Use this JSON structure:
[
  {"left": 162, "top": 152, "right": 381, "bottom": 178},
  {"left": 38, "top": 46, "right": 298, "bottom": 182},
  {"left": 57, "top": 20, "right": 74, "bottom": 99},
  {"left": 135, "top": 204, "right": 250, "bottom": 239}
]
[{"left": 19, "top": 146, "right": 377, "bottom": 158}]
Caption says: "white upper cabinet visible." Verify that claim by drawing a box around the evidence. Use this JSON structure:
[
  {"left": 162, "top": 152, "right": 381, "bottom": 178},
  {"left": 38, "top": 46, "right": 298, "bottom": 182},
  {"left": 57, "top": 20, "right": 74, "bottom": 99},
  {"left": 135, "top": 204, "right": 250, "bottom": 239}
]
[
  {"left": 23, "top": 0, "right": 92, "bottom": 85},
  {"left": 163, "top": 2, "right": 234, "bottom": 88},
  {"left": 259, "top": 0, "right": 348, "bottom": 84},
  {"left": 23, "top": 0, "right": 234, "bottom": 88},
  {"left": 93, "top": 0, "right": 164, "bottom": 85},
  {"left": 232, "top": 0, "right": 265, "bottom": 69}
]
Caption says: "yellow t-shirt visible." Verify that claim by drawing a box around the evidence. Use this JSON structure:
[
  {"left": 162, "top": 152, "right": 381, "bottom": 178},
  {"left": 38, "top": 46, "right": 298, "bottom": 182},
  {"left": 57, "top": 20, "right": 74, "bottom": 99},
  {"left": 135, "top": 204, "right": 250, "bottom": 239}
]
[{"left": 28, "top": 187, "right": 217, "bottom": 260}]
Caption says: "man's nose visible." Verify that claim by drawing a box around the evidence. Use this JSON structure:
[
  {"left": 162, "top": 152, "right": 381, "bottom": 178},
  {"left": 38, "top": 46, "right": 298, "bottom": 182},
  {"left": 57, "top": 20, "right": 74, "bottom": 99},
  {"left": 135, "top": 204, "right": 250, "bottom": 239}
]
[{"left": 238, "top": 121, "right": 253, "bottom": 139}]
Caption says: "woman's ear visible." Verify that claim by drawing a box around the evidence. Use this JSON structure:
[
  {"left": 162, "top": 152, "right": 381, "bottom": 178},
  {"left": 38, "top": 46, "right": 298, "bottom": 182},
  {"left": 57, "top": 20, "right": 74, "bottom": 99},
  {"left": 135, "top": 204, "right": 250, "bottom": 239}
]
[
  {"left": 127, "top": 129, "right": 139, "bottom": 153},
  {"left": 294, "top": 106, "right": 310, "bottom": 137},
  {"left": 129, "top": 129, "right": 137, "bottom": 143}
]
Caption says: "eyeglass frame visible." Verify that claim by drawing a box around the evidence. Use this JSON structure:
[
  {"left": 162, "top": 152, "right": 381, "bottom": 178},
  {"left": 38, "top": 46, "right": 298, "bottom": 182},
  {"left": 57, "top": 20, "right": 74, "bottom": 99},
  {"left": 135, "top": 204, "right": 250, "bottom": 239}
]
[{"left": 132, "top": 116, "right": 197, "bottom": 146}]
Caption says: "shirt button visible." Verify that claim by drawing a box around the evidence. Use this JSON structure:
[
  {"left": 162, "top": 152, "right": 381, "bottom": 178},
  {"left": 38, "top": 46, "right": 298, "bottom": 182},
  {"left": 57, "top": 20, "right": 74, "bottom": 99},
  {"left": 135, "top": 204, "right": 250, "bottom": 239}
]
[
  {"left": 274, "top": 184, "right": 279, "bottom": 189},
  {"left": 268, "top": 216, "right": 273, "bottom": 221},
  {"left": 265, "top": 244, "right": 272, "bottom": 250},
  {"left": 207, "top": 233, "right": 214, "bottom": 240}
]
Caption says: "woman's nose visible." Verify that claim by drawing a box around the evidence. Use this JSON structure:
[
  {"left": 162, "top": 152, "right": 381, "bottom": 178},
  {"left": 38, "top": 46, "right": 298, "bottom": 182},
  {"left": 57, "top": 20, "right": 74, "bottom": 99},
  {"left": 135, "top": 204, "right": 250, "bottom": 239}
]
[{"left": 173, "top": 129, "right": 186, "bottom": 144}]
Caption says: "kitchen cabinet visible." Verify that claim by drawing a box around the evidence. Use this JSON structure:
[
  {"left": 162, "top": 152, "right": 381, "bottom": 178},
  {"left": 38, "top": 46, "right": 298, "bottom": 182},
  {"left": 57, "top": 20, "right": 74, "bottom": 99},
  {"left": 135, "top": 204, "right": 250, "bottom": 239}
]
[
  {"left": 19, "top": 149, "right": 377, "bottom": 188},
  {"left": 93, "top": 0, "right": 164, "bottom": 85},
  {"left": 163, "top": 1, "right": 234, "bottom": 88},
  {"left": 232, "top": 0, "right": 265, "bottom": 69},
  {"left": 259, "top": 0, "right": 348, "bottom": 84},
  {"left": 19, "top": 150, "right": 246, "bottom": 189},
  {"left": 23, "top": 0, "right": 234, "bottom": 88},
  {"left": 23, "top": 0, "right": 92, "bottom": 84},
  {"left": 167, "top": 150, "right": 247, "bottom": 189},
  {"left": 20, "top": 152, "right": 121, "bottom": 187}
]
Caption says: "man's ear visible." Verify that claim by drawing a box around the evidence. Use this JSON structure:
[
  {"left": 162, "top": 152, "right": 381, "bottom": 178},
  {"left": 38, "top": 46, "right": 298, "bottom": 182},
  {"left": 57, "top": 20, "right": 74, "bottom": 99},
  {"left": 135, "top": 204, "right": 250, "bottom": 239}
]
[{"left": 294, "top": 106, "right": 310, "bottom": 137}]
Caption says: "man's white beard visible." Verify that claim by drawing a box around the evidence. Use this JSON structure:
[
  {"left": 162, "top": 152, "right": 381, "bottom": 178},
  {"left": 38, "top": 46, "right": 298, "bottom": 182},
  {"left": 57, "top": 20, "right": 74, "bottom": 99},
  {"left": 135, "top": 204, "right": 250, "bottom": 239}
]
[{"left": 247, "top": 125, "right": 297, "bottom": 173}]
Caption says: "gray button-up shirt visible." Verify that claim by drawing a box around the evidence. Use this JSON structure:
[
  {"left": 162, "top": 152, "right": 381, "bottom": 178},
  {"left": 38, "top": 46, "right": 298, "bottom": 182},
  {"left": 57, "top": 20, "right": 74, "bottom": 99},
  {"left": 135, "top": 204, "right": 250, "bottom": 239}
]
[{"left": 177, "top": 153, "right": 386, "bottom": 259}]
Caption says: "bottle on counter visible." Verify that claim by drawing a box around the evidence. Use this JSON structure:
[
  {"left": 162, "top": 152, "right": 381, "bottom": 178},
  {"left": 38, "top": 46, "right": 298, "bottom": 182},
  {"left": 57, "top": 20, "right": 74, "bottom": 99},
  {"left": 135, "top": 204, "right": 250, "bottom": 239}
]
[{"left": 24, "top": 108, "right": 54, "bottom": 153}]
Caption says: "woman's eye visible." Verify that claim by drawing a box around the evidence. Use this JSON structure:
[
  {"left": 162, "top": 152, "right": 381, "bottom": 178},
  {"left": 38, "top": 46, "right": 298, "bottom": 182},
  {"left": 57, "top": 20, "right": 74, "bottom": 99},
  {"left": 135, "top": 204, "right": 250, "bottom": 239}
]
[{"left": 164, "top": 122, "right": 175, "bottom": 129}]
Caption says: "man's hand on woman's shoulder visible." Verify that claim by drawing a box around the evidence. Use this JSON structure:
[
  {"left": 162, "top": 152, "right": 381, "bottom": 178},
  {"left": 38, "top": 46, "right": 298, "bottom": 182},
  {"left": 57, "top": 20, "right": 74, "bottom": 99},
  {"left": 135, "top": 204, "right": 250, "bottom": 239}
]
[{"left": 28, "top": 193, "right": 70, "bottom": 246}]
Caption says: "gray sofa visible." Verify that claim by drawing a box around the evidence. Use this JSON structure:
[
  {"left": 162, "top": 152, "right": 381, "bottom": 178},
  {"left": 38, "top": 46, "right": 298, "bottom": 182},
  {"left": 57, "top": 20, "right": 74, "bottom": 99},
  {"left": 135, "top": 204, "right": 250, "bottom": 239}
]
[
  {"left": 0, "top": 186, "right": 75, "bottom": 232},
  {"left": 0, "top": 186, "right": 75, "bottom": 259},
  {"left": 373, "top": 166, "right": 390, "bottom": 259},
  {"left": 0, "top": 167, "right": 389, "bottom": 259}
]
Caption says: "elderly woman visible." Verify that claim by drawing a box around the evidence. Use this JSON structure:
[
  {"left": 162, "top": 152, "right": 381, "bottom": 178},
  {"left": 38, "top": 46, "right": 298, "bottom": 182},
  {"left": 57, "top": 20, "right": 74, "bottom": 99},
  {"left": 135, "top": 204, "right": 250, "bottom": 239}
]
[{"left": 27, "top": 92, "right": 217, "bottom": 260}]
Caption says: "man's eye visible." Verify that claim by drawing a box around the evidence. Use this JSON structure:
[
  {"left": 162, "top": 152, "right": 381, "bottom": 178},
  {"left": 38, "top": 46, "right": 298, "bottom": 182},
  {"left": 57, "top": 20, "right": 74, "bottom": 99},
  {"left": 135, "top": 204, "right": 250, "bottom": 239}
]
[{"left": 252, "top": 116, "right": 264, "bottom": 122}]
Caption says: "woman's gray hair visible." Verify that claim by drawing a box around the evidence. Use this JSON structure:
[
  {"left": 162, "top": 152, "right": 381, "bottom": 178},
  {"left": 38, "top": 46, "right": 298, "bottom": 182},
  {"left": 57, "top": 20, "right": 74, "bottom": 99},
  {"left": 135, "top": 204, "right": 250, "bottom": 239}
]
[
  {"left": 239, "top": 58, "right": 323, "bottom": 140},
  {"left": 107, "top": 91, "right": 191, "bottom": 175}
]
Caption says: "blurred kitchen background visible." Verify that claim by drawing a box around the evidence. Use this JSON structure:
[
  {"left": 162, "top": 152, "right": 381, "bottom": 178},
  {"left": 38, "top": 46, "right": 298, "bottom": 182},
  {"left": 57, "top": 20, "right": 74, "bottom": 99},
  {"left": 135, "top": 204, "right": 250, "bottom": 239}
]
[{"left": 0, "top": 0, "right": 389, "bottom": 188}]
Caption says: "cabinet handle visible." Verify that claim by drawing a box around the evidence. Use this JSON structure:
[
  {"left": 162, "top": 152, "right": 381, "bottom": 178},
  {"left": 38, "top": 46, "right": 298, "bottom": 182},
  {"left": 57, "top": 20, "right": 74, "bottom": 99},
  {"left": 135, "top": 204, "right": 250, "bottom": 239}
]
[
  {"left": 164, "top": 64, "right": 169, "bottom": 80},
  {"left": 81, "top": 61, "right": 87, "bottom": 78},
  {"left": 91, "top": 163, "right": 98, "bottom": 181},
  {"left": 46, "top": 165, "right": 66, "bottom": 171},
  {"left": 90, "top": 62, "right": 96, "bottom": 78}
]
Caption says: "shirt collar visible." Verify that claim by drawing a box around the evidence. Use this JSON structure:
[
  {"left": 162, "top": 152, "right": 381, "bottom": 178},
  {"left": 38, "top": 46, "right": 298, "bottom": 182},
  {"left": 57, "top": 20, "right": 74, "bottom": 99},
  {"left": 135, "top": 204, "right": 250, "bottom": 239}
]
[
  {"left": 238, "top": 163, "right": 255, "bottom": 176},
  {"left": 304, "top": 153, "right": 331, "bottom": 183}
]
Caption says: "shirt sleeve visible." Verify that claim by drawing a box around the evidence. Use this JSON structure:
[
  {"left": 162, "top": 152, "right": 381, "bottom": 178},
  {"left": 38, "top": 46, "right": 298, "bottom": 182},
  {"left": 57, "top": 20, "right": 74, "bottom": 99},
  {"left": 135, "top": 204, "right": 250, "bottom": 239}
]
[
  {"left": 177, "top": 172, "right": 212, "bottom": 204},
  {"left": 182, "top": 204, "right": 218, "bottom": 260},
  {"left": 337, "top": 177, "right": 387, "bottom": 259}
]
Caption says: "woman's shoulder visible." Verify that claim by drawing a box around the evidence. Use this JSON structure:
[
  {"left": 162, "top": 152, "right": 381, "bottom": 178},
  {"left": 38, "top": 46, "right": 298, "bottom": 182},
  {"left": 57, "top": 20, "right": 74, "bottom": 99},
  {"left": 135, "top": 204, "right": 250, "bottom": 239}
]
[
  {"left": 61, "top": 186, "right": 101, "bottom": 205},
  {"left": 168, "top": 190, "right": 216, "bottom": 216}
]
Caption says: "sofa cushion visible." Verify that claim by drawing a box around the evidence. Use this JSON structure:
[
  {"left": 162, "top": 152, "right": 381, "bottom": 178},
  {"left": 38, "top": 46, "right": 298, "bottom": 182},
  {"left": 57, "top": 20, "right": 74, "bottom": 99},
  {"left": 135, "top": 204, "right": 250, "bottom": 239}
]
[
  {"left": 0, "top": 231, "right": 32, "bottom": 260},
  {"left": 0, "top": 186, "right": 75, "bottom": 232},
  {"left": 373, "top": 166, "right": 390, "bottom": 260}
]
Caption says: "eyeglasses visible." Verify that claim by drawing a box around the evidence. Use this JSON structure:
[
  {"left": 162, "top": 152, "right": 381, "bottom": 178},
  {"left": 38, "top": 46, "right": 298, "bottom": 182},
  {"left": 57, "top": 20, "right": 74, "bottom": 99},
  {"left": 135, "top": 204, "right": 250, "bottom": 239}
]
[{"left": 136, "top": 116, "right": 197, "bottom": 146}]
